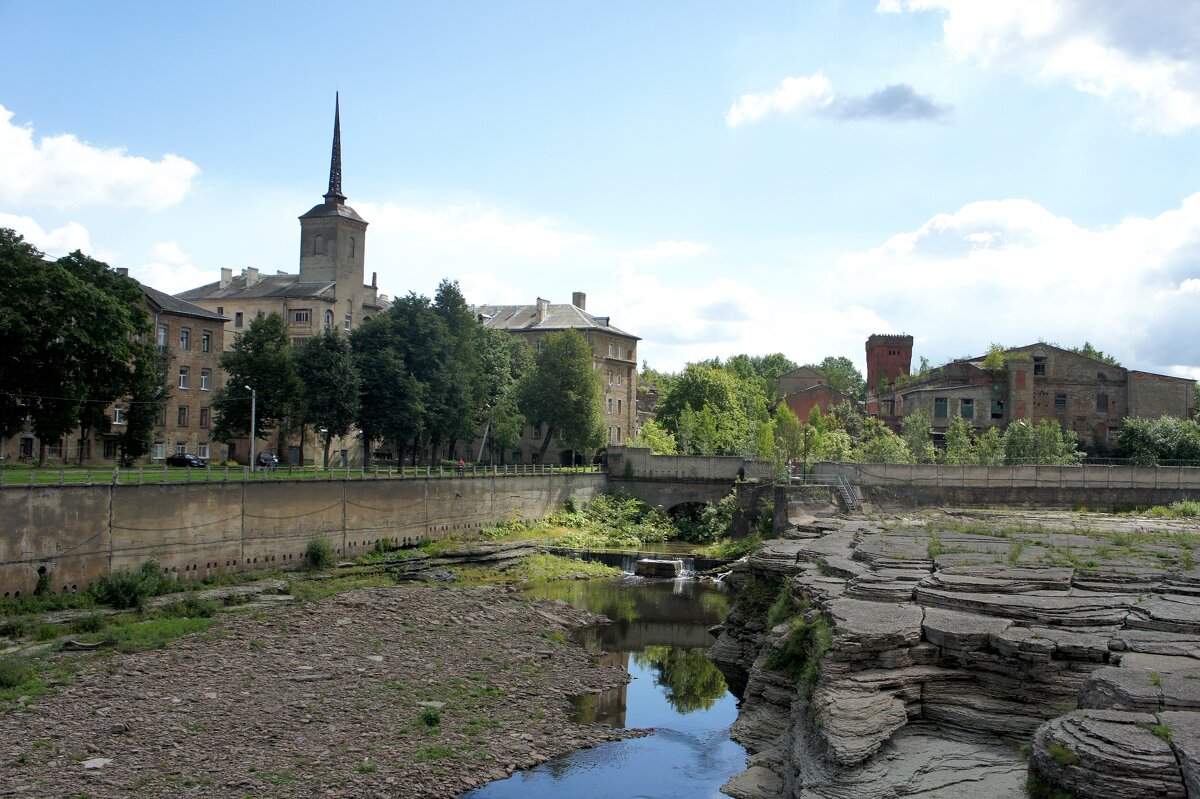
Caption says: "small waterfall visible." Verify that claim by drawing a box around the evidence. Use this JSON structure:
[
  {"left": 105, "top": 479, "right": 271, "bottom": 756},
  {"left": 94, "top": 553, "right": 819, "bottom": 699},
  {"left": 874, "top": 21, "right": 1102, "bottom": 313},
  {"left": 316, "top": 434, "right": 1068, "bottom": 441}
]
[{"left": 620, "top": 554, "right": 637, "bottom": 574}]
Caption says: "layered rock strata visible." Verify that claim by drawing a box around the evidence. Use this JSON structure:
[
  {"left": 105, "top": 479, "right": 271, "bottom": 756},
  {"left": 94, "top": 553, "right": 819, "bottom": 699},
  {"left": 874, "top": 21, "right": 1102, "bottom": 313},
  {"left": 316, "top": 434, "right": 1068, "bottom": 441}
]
[{"left": 711, "top": 509, "right": 1200, "bottom": 799}]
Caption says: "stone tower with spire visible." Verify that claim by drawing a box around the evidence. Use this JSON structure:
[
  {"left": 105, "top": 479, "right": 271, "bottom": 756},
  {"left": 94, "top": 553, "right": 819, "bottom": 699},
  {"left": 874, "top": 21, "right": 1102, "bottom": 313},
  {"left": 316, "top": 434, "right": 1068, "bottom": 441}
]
[{"left": 298, "top": 93, "right": 369, "bottom": 332}]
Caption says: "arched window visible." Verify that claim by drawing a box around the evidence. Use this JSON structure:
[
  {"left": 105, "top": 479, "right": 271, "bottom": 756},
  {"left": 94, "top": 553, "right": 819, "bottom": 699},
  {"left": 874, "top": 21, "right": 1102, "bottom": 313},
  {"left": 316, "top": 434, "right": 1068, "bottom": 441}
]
[
  {"left": 349, "top": 237, "right": 355, "bottom": 258},
  {"left": 314, "top": 235, "right": 324, "bottom": 255},
  {"left": 324, "top": 310, "right": 334, "bottom": 329}
]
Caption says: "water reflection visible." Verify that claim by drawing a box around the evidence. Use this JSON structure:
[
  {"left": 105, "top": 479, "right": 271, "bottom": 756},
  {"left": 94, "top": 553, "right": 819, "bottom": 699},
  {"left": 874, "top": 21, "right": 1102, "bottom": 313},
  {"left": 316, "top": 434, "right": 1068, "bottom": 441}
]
[{"left": 462, "top": 578, "right": 746, "bottom": 799}]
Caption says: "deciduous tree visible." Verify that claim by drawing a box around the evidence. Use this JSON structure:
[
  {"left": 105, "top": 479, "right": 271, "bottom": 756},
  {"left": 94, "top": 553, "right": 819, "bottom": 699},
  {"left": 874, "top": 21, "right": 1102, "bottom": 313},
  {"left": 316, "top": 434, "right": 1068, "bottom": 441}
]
[
  {"left": 517, "top": 329, "right": 605, "bottom": 461},
  {"left": 296, "top": 330, "right": 361, "bottom": 468},
  {"left": 212, "top": 313, "right": 302, "bottom": 454}
]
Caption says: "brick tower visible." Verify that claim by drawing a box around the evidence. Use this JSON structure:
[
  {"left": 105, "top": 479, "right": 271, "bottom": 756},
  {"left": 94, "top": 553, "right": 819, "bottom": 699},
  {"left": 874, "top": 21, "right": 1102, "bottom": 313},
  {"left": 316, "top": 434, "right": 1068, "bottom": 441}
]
[{"left": 865, "top": 334, "right": 914, "bottom": 394}]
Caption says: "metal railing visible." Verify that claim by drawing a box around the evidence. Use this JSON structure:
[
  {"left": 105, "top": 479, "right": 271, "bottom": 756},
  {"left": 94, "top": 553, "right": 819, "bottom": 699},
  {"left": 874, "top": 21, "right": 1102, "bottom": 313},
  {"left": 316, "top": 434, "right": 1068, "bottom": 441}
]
[{"left": 0, "top": 462, "right": 601, "bottom": 488}]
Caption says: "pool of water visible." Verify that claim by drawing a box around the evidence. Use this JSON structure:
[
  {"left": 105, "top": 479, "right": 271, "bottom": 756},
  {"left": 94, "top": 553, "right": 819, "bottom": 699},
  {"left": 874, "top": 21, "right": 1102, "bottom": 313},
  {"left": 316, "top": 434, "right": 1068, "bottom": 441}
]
[{"left": 461, "top": 577, "right": 746, "bottom": 799}]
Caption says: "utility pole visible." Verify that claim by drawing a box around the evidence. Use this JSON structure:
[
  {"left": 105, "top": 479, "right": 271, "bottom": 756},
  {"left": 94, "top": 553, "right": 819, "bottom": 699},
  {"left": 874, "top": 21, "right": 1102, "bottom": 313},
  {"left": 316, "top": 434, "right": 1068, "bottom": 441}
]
[{"left": 245, "top": 385, "right": 257, "bottom": 472}]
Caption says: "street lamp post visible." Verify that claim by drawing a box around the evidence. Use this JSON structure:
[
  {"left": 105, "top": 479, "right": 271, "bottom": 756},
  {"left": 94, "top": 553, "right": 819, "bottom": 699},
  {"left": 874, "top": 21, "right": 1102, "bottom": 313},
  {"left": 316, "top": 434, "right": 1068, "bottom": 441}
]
[{"left": 245, "top": 385, "right": 257, "bottom": 472}]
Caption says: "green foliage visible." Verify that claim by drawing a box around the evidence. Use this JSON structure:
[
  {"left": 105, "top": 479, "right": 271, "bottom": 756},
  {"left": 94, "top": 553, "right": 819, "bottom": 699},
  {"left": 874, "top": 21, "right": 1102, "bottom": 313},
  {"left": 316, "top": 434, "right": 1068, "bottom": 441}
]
[
  {"left": 213, "top": 312, "right": 303, "bottom": 447},
  {"left": 1003, "top": 419, "right": 1081, "bottom": 465},
  {"left": 1145, "top": 500, "right": 1200, "bottom": 518},
  {"left": 982, "top": 343, "right": 1010, "bottom": 371},
  {"left": 507, "top": 553, "right": 622, "bottom": 581},
  {"left": 804, "top": 356, "right": 866, "bottom": 400},
  {"left": 766, "top": 613, "right": 832, "bottom": 688},
  {"left": 627, "top": 419, "right": 678, "bottom": 454},
  {"left": 853, "top": 417, "right": 914, "bottom": 464},
  {"left": 295, "top": 330, "right": 361, "bottom": 467},
  {"left": 1148, "top": 723, "right": 1173, "bottom": 743},
  {"left": 766, "top": 585, "right": 801, "bottom": 628},
  {"left": 697, "top": 534, "right": 761, "bottom": 560},
  {"left": 119, "top": 346, "right": 170, "bottom": 465},
  {"left": 1048, "top": 742, "right": 1080, "bottom": 766},
  {"left": 547, "top": 491, "right": 676, "bottom": 548},
  {"left": 90, "top": 559, "right": 172, "bottom": 609},
  {"left": 673, "top": 492, "right": 737, "bottom": 543},
  {"left": 517, "top": 329, "right": 606, "bottom": 459},
  {"left": 940, "top": 416, "right": 976, "bottom": 464},
  {"left": 304, "top": 537, "right": 336, "bottom": 569},
  {"left": 900, "top": 409, "right": 936, "bottom": 463},
  {"left": 419, "top": 707, "right": 442, "bottom": 727},
  {"left": 656, "top": 363, "right": 765, "bottom": 457},
  {"left": 1117, "top": 416, "right": 1200, "bottom": 465},
  {"left": 1071, "top": 341, "right": 1120, "bottom": 366},
  {"left": 0, "top": 655, "right": 34, "bottom": 690},
  {"left": 351, "top": 311, "right": 426, "bottom": 466},
  {"left": 633, "top": 645, "right": 729, "bottom": 713}
]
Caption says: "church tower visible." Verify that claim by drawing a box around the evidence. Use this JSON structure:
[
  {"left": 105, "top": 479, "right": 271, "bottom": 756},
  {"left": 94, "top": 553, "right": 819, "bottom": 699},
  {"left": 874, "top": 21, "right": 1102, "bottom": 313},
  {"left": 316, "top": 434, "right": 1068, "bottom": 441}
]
[{"left": 299, "top": 93, "right": 368, "bottom": 331}]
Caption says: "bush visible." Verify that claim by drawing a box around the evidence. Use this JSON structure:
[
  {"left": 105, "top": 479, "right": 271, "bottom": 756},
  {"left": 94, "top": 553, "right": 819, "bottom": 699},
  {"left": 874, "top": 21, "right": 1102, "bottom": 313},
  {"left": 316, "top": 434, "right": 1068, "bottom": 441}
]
[
  {"left": 0, "top": 619, "right": 27, "bottom": 640},
  {"left": 70, "top": 614, "right": 108, "bottom": 634},
  {"left": 305, "top": 537, "right": 336, "bottom": 569},
  {"left": 419, "top": 707, "right": 441, "bottom": 727},
  {"left": 0, "top": 655, "right": 33, "bottom": 689},
  {"left": 766, "top": 613, "right": 832, "bottom": 688},
  {"left": 90, "top": 559, "right": 171, "bottom": 610},
  {"left": 158, "top": 596, "right": 220, "bottom": 618}
]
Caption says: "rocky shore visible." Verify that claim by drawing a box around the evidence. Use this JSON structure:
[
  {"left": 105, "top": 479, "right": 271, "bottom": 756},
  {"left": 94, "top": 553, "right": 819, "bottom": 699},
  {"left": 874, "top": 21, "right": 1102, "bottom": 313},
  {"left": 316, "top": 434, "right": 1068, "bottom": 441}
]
[
  {"left": 710, "top": 506, "right": 1200, "bottom": 799},
  {"left": 1, "top": 584, "right": 638, "bottom": 797}
]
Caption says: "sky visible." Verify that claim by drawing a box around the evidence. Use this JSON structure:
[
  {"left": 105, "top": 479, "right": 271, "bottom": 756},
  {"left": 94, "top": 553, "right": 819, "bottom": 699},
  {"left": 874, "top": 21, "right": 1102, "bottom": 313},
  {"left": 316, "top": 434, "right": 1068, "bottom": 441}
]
[{"left": 2, "top": 1, "right": 1200, "bottom": 379}]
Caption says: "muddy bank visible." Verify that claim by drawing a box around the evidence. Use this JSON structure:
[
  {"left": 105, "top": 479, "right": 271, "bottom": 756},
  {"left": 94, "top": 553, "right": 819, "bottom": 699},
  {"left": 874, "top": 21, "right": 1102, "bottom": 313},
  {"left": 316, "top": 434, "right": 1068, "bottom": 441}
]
[{"left": 1, "top": 584, "right": 640, "bottom": 798}]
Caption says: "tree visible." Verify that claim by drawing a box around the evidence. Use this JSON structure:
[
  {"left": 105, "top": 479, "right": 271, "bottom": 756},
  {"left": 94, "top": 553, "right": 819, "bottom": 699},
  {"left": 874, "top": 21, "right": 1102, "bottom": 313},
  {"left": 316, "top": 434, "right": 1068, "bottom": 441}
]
[
  {"left": 655, "top": 364, "right": 759, "bottom": 457},
  {"left": 853, "top": 417, "right": 913, "bottom": 463},
  {"left": 973, "top": 426, "right": 1005, "bottom": 465},
  {"left": 940, "top": 416, "right": 976, "bottom": 465},
  {"left": 517, "top": 329, "right": 606, "bottom": 460},
  {"left": 119, "top": 348, "right": 170, "bottom": 466},
  {"left": 476, "top": 326, "right": 531, "bottom": 463},
  {"left": 774, "top": 404, "right": 805, "bottom": 465},
  {"left": 212, "top": 313, "right": 302, "bottom": 453},
  {"left": 1072, "top": 341, "right": 1120, "bottom": 366},
  {"left": 627, "top": 419, "right": 678, "bottom": 455},
  {"left": 806, "top": 356, "right": 866, "bottom": 400},
  {"left": 900, "top": 409, "right": 936, "bottom": 463},
  {"left": 350, "top": 315, "right": 425, "bottom": 466},
  {"left": 486, "top": 394, "right": 525, "bottom": 464},
  {"left": 295, "top": 330, "right": 361, "bottom": 468},
  {"left": 982, "top": 343, "right": 1010, "bottom": 371},
  {"left": 432, "top": 280, "right": 483, "bottom": 458}
]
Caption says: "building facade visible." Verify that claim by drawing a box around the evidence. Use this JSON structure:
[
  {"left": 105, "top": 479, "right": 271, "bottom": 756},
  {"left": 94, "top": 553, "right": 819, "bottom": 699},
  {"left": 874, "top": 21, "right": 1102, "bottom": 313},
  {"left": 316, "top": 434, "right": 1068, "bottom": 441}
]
[
  {"left": 474, "top": 292, "right": 638, "bottom": 464},
  {"left": 867, "top": 339, "right": 1196, "bottom": 446},
  {"left": 176, "top": 95, "right": 387, "bottom": 349}
]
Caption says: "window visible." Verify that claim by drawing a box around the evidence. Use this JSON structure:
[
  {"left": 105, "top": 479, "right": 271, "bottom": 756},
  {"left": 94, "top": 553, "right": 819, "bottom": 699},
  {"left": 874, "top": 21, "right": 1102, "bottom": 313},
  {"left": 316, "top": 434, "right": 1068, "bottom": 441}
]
[
  {"left": 314, "top": 234, "right": 324, "bottom": 255},
  {"left": 1033, "top": 356, "right": 1046, "bottom": 376},
  {"left": 179, "top": 328, "right": 191, "bottom": 351},
  {"left": 617, "top": 427, "right": 622, "bottom": 442},
  {"left": 199, "top": 407, "right": 210, "bottom": 428},
  {"left": 1055, "top": 393, "right": 1067, "bottom": 411},
  {"left": 617, "top": 399, "right": 622, "bottom": 414},
  {"left": 76, "top": 438, "right": 89, "bottom": 461},
  {"left": 1096, "top": 393, "right": 1108, "bottom": 413},
  {"left": 178, "top": 366, "right": 190, "bottom": 389},
  {"left": 607, "top": 398, "right": 613, "bottom": 413},
  {"left": 46, "top": 438, "right": 63, "bottom": 458},
  {"left": 607, "top": 370, "right": 613, "bottom": 385},
  {"left": 291, "top": 337, "right": 309, "bottom": 346},
  {"left": 511, "top": 451, "right": 522, "bottom": 464},
  {"left": 175, "top": 443, "right": 187, "bottom": 455},
  {"left": 960, "top": 398, "right": 974, "bottom": 420},
  {"left": 153, "top": 443, "right": 165, "bottom": 460},
  {"left": 991, "top": 399, "right": 1005, "bottom": 419},
  {"left": 216, "top": 306, "right": 223, "bottom": 316},
  {"left": 113, "top": 404, "right": 126, "bottom": 425},
  {"left": 934, "top": 397, "right": 948, "bottom": 419},
  {"left": 533, "top": 423, "right": 542, "bottom": 438},
  {"left": 156, "top": 407, "right": 167, "bottom": 426},
  {"left": 350, "top": 237, "right": 355, "bottom": 257},
  {"left": 198, "top": 443, "right": 209, "bottom": 459},
  {"left": 324, "top": 310, "right": 334, "bottom": 329},
  {"left": 618, "top": 346, "right": 624, "bottom": 359},
  {"left": 235, "top": 312, "right": 244, "bottom": 328},
  {"left": 292, "top": 309, "right": 310, "bottom": 324},
  {"left": 344, "top": 314, "right": 352, "bottom": 332},
  {"left": 178, "top": 406, "right": 189, "bottom": 426},
  {"left": 19, "top": 438, "right": 33, "bottom": 458},
  {"left": 201, "top": 330, "right": 211, "bottom": 353},
  {"left": 157, "top": 325, "right": 168, "bottom": 352},
  {"left": 607, "top": 344, "right": 613, "bottom": 357},
  {"left": 103, "top": 439, "right": 117, "bottom": 459},
  {"left": 200, "top": 368, "right": 212, "bottom": 390}
]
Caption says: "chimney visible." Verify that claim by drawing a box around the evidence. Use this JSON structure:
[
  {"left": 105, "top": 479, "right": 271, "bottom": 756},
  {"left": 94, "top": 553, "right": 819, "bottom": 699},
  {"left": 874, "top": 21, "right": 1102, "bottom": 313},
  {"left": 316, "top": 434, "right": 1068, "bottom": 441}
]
[
  {"left": 536, "top": 297, "right": 550, "bottom": 323},
  {"left": 243, "top": 267, "right": 260, "bottom": 287},
  {"left": 220, "top": 267, "right": 232, "bottom": 288},
  {"left": 371, "top": 271, "right": 377, "bottom": 288},
  {"left": 114, "top": 267, "right": 129, "bottom": 277},
  {"left": 571, "top": 291, "right": 586, "bottom": 311}
]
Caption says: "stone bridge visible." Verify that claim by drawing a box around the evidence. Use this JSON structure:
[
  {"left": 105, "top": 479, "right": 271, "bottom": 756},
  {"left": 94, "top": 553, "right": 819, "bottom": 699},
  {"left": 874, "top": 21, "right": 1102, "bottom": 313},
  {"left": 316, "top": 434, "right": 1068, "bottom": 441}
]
[{"left": 604, "top": 446, "right": 774, "bottom": 513}]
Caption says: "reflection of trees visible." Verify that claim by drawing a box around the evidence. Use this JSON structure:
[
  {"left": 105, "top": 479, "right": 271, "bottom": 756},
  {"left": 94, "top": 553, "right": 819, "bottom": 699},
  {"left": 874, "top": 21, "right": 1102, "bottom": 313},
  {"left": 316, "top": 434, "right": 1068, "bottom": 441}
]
[{"left": 633, "top": 646, "right": 728, "bottom": 713}]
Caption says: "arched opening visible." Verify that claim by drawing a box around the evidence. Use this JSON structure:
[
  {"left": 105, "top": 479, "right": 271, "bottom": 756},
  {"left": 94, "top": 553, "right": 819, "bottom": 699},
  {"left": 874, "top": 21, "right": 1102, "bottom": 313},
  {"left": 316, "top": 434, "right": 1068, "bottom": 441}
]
[
  {"left": 314, "top": 235, "right": 324, "bottom": 255},
  {"left": 349, "top": 237, "right": 355, "bottom": 257},
  {"left": 324, "top": 309, "right": 334, "bottom": 330}
]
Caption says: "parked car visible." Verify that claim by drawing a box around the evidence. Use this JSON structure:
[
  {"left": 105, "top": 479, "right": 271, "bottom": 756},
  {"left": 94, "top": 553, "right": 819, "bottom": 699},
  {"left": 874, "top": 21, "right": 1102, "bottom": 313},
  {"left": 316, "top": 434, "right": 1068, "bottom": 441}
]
[
  {"left": 165, "top": 453, "right": 207, "bottom": 468},
  {"left": 256, "top": 451, "right": 278, "bottom": 469}
]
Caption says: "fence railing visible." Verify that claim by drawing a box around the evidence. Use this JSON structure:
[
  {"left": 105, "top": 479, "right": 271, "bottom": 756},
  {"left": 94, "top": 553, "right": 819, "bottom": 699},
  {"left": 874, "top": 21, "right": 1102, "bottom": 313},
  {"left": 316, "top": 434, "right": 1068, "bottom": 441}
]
[{"left": 0, "top": 462, "right": 601, "bottom": 488}]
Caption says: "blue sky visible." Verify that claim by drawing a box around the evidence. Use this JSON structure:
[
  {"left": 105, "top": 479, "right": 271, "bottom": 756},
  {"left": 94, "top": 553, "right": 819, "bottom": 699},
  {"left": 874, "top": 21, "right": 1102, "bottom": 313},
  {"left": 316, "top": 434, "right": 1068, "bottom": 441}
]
[{"left": 2, "top": 1, "right": 1200, "bottom": 378}]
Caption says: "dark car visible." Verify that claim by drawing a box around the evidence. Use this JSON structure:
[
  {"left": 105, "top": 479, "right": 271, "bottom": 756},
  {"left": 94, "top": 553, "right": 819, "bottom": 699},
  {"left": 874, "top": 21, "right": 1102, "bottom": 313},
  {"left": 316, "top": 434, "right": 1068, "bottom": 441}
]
[
  {"left": 165, "top": 453, "right": 207, "bottom": 468},
  {"left": 256, "top": 451, "right": 278, "bottom": 469}
]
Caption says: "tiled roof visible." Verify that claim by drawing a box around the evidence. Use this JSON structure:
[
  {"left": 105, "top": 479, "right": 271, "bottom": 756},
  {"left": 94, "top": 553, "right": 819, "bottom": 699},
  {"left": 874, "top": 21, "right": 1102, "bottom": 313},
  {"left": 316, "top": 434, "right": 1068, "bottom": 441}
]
[
  {"left": 140, "top": 283, "right": 227, "bottom": 321},
  {"left": 177, "top": 273, "right": 337, "bottom": 302},
  {"left": 475, "top": 303, "right": 639, "bottom": 340}
]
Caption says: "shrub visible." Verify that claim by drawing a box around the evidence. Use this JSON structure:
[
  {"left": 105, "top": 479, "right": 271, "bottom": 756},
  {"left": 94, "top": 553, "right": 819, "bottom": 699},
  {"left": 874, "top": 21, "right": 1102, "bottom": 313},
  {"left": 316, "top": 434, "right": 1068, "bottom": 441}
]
[
  {"left": 419, "top": 707, "right": 441, "bottom": 727},
  {"left": 90, "top": 559, "right": 170, "bottom": 610},
  {"left": 70, "top": 614, "right": 108, "bottom": 634},
  {"left": 0, "top": 619, "right": 27, "bottom": 640},
  {"left": 159, "top": 596, "right": 220, "bottom": 618},
  {"left": 1048, "top": 742, "right": 1080, "bottom": 766},
  {"left": 766, "top": 613, "right": 832, "bottom": 688},
  {"left": 0, "top": 655, "right": 33, "bottom": 689},
  {"left": 304, "top": 537, "right": 336, "bottom": 569}
]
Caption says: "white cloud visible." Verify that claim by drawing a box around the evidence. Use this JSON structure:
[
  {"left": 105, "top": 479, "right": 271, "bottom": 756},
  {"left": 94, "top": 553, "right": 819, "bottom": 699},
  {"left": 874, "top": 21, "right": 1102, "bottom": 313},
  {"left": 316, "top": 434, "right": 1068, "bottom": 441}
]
[
  {"left": 833, "top": 192, "right": 1200, "bottom": 377},
  {"left": 131, "top": 242, "right": 217, "bottom": 295},
  {"left": 147, "top": 241, "right": 189, "bottom": 265},
  {"left": 726, "top": 73, "right": 836, "bottom": 127},
  {"left": 615, "top": 240, "right": 711, "bottom": 261},
  {"left": 355, "top": 200, "right": 591, "bottom": 259},
  {"left": 0, "top": 105, "right": 199, "bottom": 210},
  {"left": 725, "top": 73, "right": 950, "bottom": 127},
  {"left": 881, "top": 0, "right": 1200, "bottom": 132},
  {"left": 0, "top": 212, "right": 93, "bottom": 256}
]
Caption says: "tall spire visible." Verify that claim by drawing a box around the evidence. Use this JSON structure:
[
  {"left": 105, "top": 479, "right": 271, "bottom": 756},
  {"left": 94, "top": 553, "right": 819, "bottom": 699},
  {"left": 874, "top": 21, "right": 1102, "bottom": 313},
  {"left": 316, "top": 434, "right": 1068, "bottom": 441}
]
[{"left": 323, "top": 93, "right": 346, "bottom": 205}]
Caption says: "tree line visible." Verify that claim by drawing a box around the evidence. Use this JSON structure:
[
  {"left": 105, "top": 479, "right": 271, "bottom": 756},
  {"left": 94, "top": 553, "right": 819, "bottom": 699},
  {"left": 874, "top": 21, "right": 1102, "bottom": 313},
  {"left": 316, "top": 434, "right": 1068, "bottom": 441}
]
[{"left": 212, "top": 280, "right": 606, "bottom": 465}]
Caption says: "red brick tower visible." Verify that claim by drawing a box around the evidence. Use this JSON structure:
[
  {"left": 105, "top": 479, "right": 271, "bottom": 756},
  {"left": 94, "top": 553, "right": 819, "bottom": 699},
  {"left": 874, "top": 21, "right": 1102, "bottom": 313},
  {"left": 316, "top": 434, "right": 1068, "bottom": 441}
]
[{"left": 866, "top": 334, "right": 914, "bottom": 394}]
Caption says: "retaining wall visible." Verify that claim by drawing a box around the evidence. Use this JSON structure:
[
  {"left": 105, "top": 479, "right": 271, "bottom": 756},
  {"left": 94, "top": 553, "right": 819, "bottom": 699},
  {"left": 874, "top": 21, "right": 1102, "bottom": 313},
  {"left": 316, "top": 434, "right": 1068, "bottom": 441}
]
[{"left": 0, "top": 473, "right": 605, "bottom": 597}]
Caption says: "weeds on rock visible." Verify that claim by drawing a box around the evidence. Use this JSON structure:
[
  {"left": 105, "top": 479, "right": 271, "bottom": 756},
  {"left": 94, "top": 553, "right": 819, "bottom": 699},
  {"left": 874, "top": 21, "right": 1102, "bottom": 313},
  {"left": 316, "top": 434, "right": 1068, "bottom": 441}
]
[
  {"left": 766, "top": 613, "right": 832, "bottom": 689},
  {"left": 1026, "top": 769, "right": 1078, "bottom": 799},
  {"left": 1048, "top": 742, "right": 1080, "bottom": 766},
  {"left": 419, "top": 707, "right": 442, "bottom": 727},
  {"left": 304, "top": 537, "right": 336, "bottom": 570},
  {"left": 90, "top": 559, "right": 173, "bottom": 610}
]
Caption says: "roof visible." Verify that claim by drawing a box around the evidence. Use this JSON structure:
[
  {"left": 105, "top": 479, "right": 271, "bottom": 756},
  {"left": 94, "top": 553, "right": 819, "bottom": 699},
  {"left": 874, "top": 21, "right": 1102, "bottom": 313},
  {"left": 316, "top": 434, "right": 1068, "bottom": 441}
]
[
  {"left": 475, "top": 302, "right": 639, "bottom": 340},
  {"left": 140, "top": 283, "right": 227, "bottom": 321},
  {"left": 298, "top": 201, "right": 366, "bottom": 223},
  {"left": 778, "top": 366, "right": 825, "bottom": 381},
  {"left": 177, "top": 273, "right": 337, "bottom": 302}
]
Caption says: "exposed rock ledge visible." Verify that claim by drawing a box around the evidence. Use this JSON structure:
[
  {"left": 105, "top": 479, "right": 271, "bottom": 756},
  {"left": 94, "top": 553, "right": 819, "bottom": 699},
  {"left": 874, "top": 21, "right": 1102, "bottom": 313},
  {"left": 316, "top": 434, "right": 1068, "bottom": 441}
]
[{"left": 710, "top": 509, "right": 1200, "bottom": 799}]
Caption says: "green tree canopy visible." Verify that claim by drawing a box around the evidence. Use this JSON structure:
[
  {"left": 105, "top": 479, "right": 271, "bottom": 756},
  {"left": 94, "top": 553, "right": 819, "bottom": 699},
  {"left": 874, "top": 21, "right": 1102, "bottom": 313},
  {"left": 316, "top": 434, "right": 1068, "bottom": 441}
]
[
  {"left": 627, "top": 419, "right": 678, "bottom": 455},
  {"left": 350, "top": 314, "right": 425, "bottom": 466},
  {"left": 295, "top": 330, "right": 361, "bottom": 468},
  {"left": 212, "top": 313, "right": 302, "bottom": 451},
  {"left": 805, "top": 356, "right": 866, "bottom": 400},
  {"left": 517, "top": 329, "right": 606, "bottom": 459}
]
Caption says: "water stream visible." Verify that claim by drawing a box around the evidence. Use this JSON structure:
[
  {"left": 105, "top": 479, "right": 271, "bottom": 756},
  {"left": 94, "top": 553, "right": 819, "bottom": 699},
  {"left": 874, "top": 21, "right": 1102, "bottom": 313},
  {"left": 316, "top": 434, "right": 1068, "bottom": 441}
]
[{"left": 461, "top": 576, "right": 746, "bottom": 799}]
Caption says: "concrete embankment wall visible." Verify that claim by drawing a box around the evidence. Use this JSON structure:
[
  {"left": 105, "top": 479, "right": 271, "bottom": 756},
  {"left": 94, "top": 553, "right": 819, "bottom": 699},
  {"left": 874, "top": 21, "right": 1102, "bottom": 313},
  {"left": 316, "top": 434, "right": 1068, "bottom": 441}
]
[
  {"left": 0, "top": 473, "right": 605, "bottom": 597},
  {"left": 812, "top": 462, "right": 1200, "bottom": 510}
]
